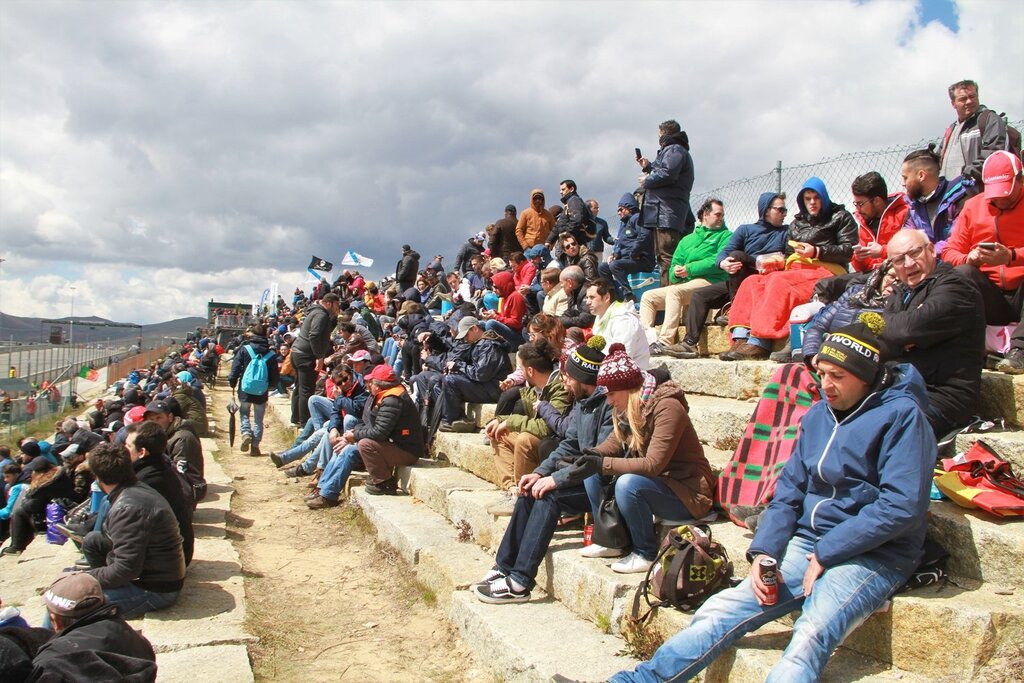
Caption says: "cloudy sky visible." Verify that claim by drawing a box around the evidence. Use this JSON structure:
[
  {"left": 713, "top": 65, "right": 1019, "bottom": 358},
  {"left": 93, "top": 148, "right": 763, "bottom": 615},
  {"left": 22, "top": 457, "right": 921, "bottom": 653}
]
[{"left": 1, "top": 0, "right": 1021, "bottom": 324}]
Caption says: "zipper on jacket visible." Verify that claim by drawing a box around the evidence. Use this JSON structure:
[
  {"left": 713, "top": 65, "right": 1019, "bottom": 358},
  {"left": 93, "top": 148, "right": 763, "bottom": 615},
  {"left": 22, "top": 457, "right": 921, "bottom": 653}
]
[{"left": 808, "top": 389, "right": 880, "bottom": 531}]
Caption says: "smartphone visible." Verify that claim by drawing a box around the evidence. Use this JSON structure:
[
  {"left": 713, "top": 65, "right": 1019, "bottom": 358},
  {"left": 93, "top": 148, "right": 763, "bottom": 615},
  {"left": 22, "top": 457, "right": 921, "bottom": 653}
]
[
  {"left": 635, "top": 147, "right": 642, "bottom": 160},
  {"left": 978, "top": 242, "right": 998, "bottom": 251}
]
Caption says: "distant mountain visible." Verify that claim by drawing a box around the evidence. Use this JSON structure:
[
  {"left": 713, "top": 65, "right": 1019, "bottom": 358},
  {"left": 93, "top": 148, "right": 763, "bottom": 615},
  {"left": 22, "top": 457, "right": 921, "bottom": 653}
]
[{"left": 0, "top": 312, "right": 207, "bottom": 346}]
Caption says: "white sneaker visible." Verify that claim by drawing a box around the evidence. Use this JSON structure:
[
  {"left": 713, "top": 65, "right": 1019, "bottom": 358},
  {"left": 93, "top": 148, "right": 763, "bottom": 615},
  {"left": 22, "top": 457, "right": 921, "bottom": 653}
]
[
  {"left": 579, "top": 543, "right": 626, "bottom": 559},
  {"left": 611, "top": 552, "right": 654, "bottom": 574}
]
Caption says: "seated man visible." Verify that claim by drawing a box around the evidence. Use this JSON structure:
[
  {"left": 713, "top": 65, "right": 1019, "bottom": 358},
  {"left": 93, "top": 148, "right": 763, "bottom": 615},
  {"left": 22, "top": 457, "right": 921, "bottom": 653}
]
[
  {"left": 557, "top": 266, "right": 596, "bottom": 330},
  {"left": 587, "top": 278, "right": 650, "bottom": 370},
  {"left": 556, "top": 233, "right": 600, "bottom": 283},
  {"left": 673, "top": 192, "right": 789, "bottom": 359},
  {"left": 539, "top": 267, "right": 567, "bottom": 316},
  {"left": 486, "top": 339, "right": 572, "bottom": 509},
  {"left": 598, "top": 193, "right": 656, "bottom": 301},
  {"left": 642, "top": 198, "right": 731, "bottom": 356},
  {"left": 82, "top": 442, "right": 186, "bottom": 619},
  {"left": 942, "top": 151, "right": 1024, "bottom": 374},
  {"left": 593, "top": 318, "right": 935, "bottom": 682},
  {"left": 473, "top": 338, "right": 611, "bottom": 603},
  {"left": 849, "top": 171, "right": 909, "bottom": 273},
  {"left": 349, "top": 364, "right": 425, "bottom": 496},
  {"left": 724, "top": 178, "right": 857, "bottom": 360},
  {"left": 32, "top": 572, "right": 156, "bottom": 681},
  {"left": 902, "top": 148, "right": 970, "bottom": 256},
  {"left": 882, "top": 229, "right": 984, "bottom": 435},
  {"left": 437, "top": 317, "right": 512, "bottom": 433}
]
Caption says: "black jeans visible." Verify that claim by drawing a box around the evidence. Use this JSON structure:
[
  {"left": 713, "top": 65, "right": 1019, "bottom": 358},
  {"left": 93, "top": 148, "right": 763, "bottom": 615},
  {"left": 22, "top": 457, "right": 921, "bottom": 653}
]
[
  {"left": 494, "top": 485, "right": 592, "bottom": 590},
  {"left": 290, "top": 352, "right": 316, "bottom": 426},
  {"left": 440, "top": 375, "right": 502, "bottom": 422},
  {"left": 682, "top": 253, "right": 757, "bottom": 345},
  {"left": 955, "top": 264, "right": 1024, "bottom": 349}
]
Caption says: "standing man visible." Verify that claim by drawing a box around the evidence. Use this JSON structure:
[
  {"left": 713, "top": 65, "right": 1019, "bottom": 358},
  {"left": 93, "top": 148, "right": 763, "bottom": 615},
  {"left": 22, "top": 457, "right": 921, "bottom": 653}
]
[
  {"left": 589, "top": 320, "right": 935, "bottom": 682},
  {"left": 228, "top": 323, "right": 280, "bottom": 457},
  {"left": 587, "top": 199, "right": 615, "bottom": 261},
  {"left": 548, "top": 179, "right": 594, "bottom": 248},
  {"left": 289, "top": 293, "right": 341, "bottom": 427},
  {"left": 516, "top": 189, "right": 555, "bottom": 249},
  {"left": 942, "top": 151, "right": 1024, "bottom": 374},
  {"left": 637, "top": 120, "right": 696, "bottom": 286},
  {"left": 395, "top": 244, "right": 420, "bottom": 292},
  {"left": 454, "top": 232, "right": 486, "bottom": 276},
  {"left": 492, "top": 204, "right": 520, "bottom": 263},
  {"left": 938, "top": 79, "right": 1010, "bottom": 194}
]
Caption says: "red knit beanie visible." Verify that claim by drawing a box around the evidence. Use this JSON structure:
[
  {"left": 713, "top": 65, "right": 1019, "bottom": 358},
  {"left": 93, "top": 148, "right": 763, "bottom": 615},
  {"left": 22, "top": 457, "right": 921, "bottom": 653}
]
[{"left": 597, "top": 343, "right": 643, "bottom": 392}]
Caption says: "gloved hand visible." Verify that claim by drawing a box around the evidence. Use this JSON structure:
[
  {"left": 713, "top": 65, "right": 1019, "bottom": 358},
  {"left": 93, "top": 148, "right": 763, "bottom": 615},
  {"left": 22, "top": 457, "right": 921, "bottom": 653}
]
[{"left": 558, "top": 453, "right": 602, "bottom": 478}]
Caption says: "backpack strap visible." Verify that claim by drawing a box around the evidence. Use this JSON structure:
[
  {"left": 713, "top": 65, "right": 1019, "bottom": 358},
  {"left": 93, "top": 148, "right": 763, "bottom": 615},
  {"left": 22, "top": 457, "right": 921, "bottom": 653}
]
[{"left": 245, "top": 345, "right": 257, "bottom": 360}]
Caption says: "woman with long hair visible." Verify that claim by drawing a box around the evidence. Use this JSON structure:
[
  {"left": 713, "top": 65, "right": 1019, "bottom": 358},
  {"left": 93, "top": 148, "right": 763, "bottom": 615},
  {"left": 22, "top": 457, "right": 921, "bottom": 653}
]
[{"left": 576, "top": 343, "right": 715, "bottom": 573}]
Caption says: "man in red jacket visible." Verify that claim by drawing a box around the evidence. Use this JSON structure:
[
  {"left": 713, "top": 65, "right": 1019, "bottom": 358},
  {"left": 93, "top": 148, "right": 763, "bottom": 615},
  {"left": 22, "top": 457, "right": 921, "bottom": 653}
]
[
  {"left": 850, "top": 171, "right": 909, "bottom": 273},
  {"left": 943, "top": 151, "right": 1024, "bottom": 373},
  {"left": 481, "top": 270, "right": 527, "bottom": 351}
]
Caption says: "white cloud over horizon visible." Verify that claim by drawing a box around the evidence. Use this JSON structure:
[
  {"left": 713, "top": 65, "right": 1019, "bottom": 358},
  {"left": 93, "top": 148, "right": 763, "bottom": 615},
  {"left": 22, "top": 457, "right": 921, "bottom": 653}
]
[{"left": 1, "top": 0, "right": 1022, "bottom": 324}]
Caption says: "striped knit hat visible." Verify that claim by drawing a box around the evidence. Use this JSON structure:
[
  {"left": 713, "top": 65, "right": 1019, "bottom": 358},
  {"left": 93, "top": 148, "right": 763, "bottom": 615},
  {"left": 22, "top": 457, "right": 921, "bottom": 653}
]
[{"left": 565, "top": 335, "right": 606, "bottom": 384}]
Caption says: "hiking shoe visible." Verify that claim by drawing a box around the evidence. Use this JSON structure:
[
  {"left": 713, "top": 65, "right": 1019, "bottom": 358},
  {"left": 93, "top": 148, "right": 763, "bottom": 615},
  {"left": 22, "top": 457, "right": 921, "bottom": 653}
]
[
  {"left": 731, "top": 505, "right": 766, "bottom": 521},
  {"left": 551, "top": 675, "right": 596, "bottom": 683},
  {"left": 306, "top": 494, "right": 340, "bottom": 510},
  {"left": 719, "top": 342, "right": 769, "bottom": 361},
  {"left": 282, "top": 465, "right": 310, "bottom": 477},
  {"left": 486, "top": 490, "right": 517, "bottom": 517},
  {"left": 240, "top": 434, "right": 252, "bottom": 453},
  {"left": 269, "top": 452, "right": 284, "bottom": 468},
  {"left": 714, "top": 314, "right": 730, "bottom": 326},
  {"left": 364, "top": 477, "right": 399, "bottom": 496},
  {"left": 446, "top": 419, "right": 478, "bottom": 433},
  {"left": 579, "top": 543, "right": 626, "bottom": 559},
  {"left": 769, "top": 342, "right": 794, "bottom": 364},
  {"left": 662, "top": 341, "right": 699, "bottom": 359},
  {"left": 744, "top": 512, "right": 764, "bottom": 533},
  {"left": 438, "top": 421, "right": 454, "bottom": 432},
  {"left": 996, "top": 348, "right": 1024, "bottom": 375},
  {"left": 473, "top": 576, "right": 531, "bottom": 604},
  {"left": 611, "top": 552, "right": 655, "bottom": 574},
  {"left": 249, "top": 445, "right": 262, "bottom": 457},
  {"left": 649, "top": 341, "right": 668, "bottom": 356},
  {"left": 0, "top": 547, "right": 23, "bottom": 557}
]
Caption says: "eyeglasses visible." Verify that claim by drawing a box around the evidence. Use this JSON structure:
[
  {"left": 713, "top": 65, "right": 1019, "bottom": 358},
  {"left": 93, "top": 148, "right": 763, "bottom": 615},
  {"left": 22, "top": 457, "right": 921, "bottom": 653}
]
[
  {"left": 889, "top": 244, "right": 928, "bottom": 263},
  {"left": 771, "top": 206, "right": 788, "bottom": 214},
  {"left": 851, "top": 199, "right": 869, "bottom": 209}
]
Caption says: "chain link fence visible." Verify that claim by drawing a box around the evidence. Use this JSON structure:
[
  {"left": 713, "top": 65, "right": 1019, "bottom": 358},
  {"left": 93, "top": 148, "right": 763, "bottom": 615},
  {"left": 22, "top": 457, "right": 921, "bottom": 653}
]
[{"left": 692, "top": 119, "right": 1023, "bottom": 228}]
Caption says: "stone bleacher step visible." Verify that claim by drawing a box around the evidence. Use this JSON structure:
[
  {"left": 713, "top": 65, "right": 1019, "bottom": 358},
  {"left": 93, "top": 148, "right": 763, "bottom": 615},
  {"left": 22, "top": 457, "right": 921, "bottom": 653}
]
[
  {"left": 656, "top": 357, "right": 1024, "bottom": 430},
  {"left": 400, "top": 461, "right": 1024, "bottom": 680},
  {"left": 349, "top": 486, "right": 638, "bottom": 683}
]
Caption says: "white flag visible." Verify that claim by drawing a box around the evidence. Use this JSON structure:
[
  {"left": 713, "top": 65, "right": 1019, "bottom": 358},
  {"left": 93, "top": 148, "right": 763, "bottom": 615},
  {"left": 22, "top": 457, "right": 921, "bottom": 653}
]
[{"left": 341, "top": 249, "right": 374, "bottom": 267}]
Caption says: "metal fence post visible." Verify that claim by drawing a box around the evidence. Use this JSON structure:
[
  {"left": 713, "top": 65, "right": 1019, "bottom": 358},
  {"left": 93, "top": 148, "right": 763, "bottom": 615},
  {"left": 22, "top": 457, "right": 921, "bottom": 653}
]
[{"left": 775, "top": 160, "right": 782, "bottom": 194}]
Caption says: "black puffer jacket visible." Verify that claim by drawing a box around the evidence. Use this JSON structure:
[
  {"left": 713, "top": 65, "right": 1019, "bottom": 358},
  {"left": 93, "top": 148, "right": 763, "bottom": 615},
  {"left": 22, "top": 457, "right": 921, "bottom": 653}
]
[
  {"left": 785, "top": 177, "right": 858, "bottom": 266},
  {"left": 89, "top": 481, "right": 186, "bottom": 593},
  {"left": 167, "top": 417, "right": 204, "bottom": 478},
  {"left": 353, "top": 387, "right": 426, "bottom": 458},
  {"left": 559, "top": 284, "right": 595, "bottom": 330},
  {"left": 557, "top": 245, "right": 600, "bottom": 282},
  {"left": 454, "top": 239, "right": 483, "bottom": 275},
  {"left": 291, "top": 303, "right": 338, "bottom": 361},
  {"left": 448, "top": 331, "right": 512, "bottom": 386},
  {"left": 552, "top": 191, "right": 593, "bottom": 243},
  {"left": 882, "top": 261, "right": 984, "bottom": 431},
  {"left": 134, "top": 454, "right": 194, "bottom": 566},
  {"left": 29, "top": 604, "right": 156, "bottom": 682}
]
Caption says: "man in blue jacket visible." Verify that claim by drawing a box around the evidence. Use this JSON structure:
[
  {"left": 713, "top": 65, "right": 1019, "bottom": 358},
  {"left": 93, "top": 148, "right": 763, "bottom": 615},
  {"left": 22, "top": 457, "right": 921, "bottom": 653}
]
[
  {"left": 437, "top": 317, "right": 512, "bottom": 433},
  {"left": 672, "top": 192, "right": 789, "bottom": 358},
  {"left": 594, "top": 316, "right": 935, "bottom": 683},
  {"left": 598, "top": 193, "right": 655, "bottom": 301}
]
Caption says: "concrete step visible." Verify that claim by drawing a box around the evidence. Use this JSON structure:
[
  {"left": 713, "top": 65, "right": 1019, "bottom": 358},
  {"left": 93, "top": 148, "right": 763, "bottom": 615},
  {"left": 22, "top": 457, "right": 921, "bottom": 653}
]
[
  {"left": 655, "top": 357, "right": 1024, "bottom": 427},
  {"left": 355, "top": 476, "right": 923, "bottom": 683},
  {"left": 399, "top": 463, "right": 1024, "bottom": 680},
  {"left": 349, "top": 486, "right": 638, "bottom": 682}
]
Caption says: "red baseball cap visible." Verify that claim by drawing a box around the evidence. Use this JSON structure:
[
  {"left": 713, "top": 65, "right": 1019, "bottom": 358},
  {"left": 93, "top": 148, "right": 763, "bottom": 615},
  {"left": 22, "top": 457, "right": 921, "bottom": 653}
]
[
  {"left": 365, "top": 364, "right": 397, "bottom": 383},
  {"left": 982, "top": 151, "right": 1022, "bottom": 200}
]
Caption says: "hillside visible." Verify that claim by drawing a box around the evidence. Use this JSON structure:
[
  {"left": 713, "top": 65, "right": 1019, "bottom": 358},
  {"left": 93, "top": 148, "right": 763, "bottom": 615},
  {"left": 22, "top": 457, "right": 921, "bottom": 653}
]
[{"left": 0, "top": 312, "right": 207, "bottom": 345}]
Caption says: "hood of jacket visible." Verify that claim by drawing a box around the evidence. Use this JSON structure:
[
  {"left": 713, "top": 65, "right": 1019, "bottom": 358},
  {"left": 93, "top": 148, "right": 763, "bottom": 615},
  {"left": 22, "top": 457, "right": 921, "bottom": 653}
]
[
  {"left": 491, "top": 270, "right": 515, "bottom": 297},
  {"left": 659, "top": 131, "right": 689, "bottom": 150},
  {"left": 617, "top": 192, "right": 639, "bottom": 212},
  {"left": 757, "top": 191, "right": 785, "bottom": 220},
  {"left": 530, "top": 188, "right": 545, "bottom": 203},
  {"left": 796, "top": 176, "right": 832, "bottom": 217}
]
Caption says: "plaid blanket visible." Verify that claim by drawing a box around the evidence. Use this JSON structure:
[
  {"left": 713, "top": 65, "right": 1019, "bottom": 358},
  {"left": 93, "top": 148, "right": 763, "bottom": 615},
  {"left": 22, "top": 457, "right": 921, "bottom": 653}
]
[{"left": 716, "top": 362, "right": 821, "bottom": 525}]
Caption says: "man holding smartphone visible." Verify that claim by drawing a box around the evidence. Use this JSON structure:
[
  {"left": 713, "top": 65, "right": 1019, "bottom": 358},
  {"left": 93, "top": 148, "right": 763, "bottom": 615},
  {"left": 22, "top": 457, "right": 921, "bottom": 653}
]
[{"left": 942, "top": 151, "right": 1024, "bottom": 373}]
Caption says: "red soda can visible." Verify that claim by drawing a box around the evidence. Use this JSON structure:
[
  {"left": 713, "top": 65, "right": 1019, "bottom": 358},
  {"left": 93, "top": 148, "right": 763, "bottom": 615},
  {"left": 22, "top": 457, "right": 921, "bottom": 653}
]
[
  {"left": 759, "top": 558, "right": 778, "bottom": 605},
  {"left": 583, "top": 524, "right": 594, "bottom": 546}
]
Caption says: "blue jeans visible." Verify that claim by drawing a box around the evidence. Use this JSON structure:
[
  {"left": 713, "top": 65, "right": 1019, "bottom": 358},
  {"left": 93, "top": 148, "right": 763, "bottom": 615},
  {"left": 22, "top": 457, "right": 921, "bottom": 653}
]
[
  {"left": 610, "top": 535, "right": 907, "bottom": 683},
  {"left": 317, "top": 445, "right": 364, "bottom": 500},
  {"left": 309, "top": 395, "right": 334, "bottom": 429},
  {"left": 103, "top": 583, "right": 180, "bottom": 620},
  {"left": 613, "top": 474, "right": 691, "bottom": 559},
  {"left": 279, "top": 427, "right": 327, "bottom": 465},
  {"left": 299, "top": 415, "right": 358, "bottom": 473},
  {"left": 599, "top": 259, "right": 654, "bottom": 300},
  {"left": 482, "top": 320, "right": 524, "bottom": 351},
  {"left": 494, "top": 485, "right": 592, "bottom": 591},
  {"left": 239, "top": 399, "right": 267, "bottom": 447}
]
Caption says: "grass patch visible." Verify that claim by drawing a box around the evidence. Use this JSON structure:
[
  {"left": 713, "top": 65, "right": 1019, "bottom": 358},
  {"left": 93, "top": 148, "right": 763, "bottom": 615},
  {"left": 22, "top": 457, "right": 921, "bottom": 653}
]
[
  {"left": 594, "top": 612, "right": 611, "bottom": 634},
  {"left": 620, "top": 615, "right": 665, "bottom": 661},
  {"left": 418, "top": 583, "right": 437, "bottom": 606}
]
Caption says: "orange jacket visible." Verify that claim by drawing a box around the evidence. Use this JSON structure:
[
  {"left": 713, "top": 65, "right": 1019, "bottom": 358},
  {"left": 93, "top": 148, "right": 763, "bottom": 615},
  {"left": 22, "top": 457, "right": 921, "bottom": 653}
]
[
  {"left": 851, "top": 193, "right": 910, "bottom": 272},
  {"left": 943, "top": 192, "right": 1024, "bottom": 290}
]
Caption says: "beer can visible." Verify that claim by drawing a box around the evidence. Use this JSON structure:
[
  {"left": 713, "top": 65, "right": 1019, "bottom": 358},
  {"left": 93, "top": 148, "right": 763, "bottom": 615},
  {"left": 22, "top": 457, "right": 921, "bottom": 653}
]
[
  {"left": 759, "top": 557, "right": 778, "bottom": 605},
  {"left": 582, "top": 524, "right": 594, "bottom": 547}
]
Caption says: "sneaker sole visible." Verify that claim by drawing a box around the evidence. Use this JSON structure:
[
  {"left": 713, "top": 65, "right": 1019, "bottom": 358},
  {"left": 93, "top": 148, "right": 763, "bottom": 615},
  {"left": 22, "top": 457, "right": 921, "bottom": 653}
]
[
  {"left": 472, "top": 584, "right": 531, "bottom": 604},
  {"left": 579, "top": 548, "right": 627, "bottom": 559}
]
